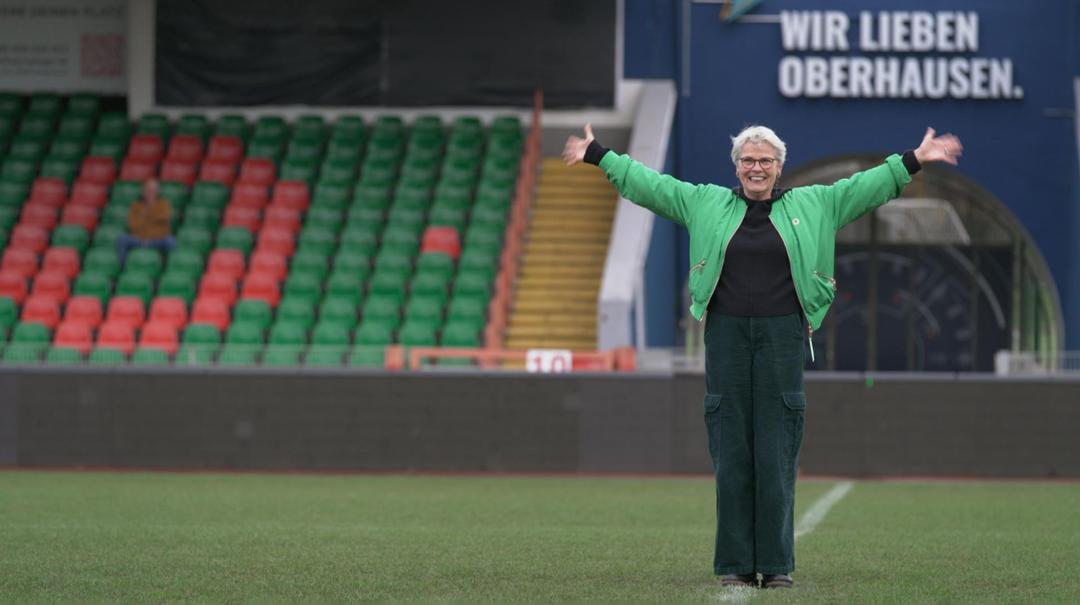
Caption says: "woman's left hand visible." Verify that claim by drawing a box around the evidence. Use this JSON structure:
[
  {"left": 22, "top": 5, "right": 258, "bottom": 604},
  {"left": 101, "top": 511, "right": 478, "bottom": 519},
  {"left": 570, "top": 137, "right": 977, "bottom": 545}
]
[{"left": 914, "top": 127, "right": 963, "bottom": 165}]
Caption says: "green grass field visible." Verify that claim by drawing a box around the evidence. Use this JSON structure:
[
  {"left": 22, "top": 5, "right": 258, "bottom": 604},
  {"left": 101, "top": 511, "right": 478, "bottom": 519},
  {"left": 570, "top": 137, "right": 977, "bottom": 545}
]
[{"left": 1, "top": 471, "right": 1078, "bottom": 603}]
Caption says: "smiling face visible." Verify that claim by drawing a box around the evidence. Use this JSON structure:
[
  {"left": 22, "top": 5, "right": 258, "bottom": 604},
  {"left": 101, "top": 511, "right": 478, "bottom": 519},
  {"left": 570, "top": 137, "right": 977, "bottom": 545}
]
[{"left": 736, "top": 140, "right": 782, "bottom": 201}]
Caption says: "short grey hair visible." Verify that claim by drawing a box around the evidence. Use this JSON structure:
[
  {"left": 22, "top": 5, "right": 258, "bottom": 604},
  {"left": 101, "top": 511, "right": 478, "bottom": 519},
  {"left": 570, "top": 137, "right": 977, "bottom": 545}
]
[{"left": 730, "top": 125, "right": 787, "bottom": 166}]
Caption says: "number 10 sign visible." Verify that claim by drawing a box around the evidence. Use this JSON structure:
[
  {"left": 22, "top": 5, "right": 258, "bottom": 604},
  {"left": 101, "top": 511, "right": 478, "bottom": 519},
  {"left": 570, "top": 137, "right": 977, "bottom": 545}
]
[{"left": 526, "top": 349, "right": 573, "bottom": 373}]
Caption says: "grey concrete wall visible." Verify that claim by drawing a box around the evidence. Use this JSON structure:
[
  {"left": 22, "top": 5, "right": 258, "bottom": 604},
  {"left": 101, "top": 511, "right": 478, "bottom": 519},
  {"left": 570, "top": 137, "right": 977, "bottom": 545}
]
[{"left": 1, "top": 369, "right": 1077, "bottom": 477}]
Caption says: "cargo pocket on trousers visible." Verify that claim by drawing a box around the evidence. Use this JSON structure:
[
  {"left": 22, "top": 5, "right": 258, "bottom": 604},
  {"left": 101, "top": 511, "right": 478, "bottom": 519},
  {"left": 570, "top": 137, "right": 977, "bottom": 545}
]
[
  {"left": 703, "top": 394, "right": 724, "bottom": 467},
  {"left": 782, "top": 392, "right": 807, "bottom": 465}
]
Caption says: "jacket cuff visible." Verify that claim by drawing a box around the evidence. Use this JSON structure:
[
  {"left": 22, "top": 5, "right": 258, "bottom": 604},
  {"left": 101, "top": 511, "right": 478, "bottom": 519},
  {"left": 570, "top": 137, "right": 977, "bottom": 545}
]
[
  {"left": 584, "top": 140, "right": 610, "bottom": 166},
  {"left": 901, "top": 150, "right": 921, "bottom": 175}
]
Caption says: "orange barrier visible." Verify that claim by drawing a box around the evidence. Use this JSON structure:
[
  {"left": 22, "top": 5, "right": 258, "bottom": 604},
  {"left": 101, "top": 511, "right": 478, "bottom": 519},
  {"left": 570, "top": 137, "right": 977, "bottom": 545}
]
[
  {"left": 483, "top": 89, "right": 542, "bottom": 350},
  {"left": 406, "top": 346, "right": 637, "bottom": 372}
]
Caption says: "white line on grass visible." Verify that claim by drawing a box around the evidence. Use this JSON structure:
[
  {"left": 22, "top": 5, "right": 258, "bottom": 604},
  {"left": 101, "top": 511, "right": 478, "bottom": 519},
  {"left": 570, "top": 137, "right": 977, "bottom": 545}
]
[
  {"left": 710, "top": 480, "right": 855, "bottom": 603},
  {"left": 795, "top": 480, "right": 854, "bottom": 540}
]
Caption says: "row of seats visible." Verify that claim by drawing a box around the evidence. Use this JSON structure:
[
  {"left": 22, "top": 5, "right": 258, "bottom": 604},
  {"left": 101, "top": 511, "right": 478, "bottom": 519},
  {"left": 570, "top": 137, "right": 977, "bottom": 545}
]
[{"left": 1, "top": 97, "right": 523, "bottom": 366}]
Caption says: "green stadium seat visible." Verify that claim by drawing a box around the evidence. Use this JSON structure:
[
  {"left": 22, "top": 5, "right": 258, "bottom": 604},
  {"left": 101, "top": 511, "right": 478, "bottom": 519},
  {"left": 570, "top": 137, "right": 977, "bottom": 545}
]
[
  {"left": 159, "top": 181, "right": 191, "bottom": 208},
  {"left": 72, "top": 272, "right": 112, "bottom": 306},
  {"left": 214, "top": 114, "right": 248, "bottom": 141},
  {"left": 351, "top": 185, "right": 393, "bottom": 213},
  {"left": 258, "top": 345, "right": 300, "bottom": 366},
  {"left": 87, "top": 347, "right": 126, "bottom": 365},
  {"left": 156, "top": 271, "right": 196, "bottom": 306},
  {"left": 99, "top": 203, "right": 130, "bottom": 229},
  {"left": 253, "top": 116, "right": 287, "bottom": 141},
  {"left": 0, "top": 93, "right": 19, "bottom": 116},
  {"left": 95, "top": 112, "right": 131, "bottom": 139},
  {"left": 137, "top": 113, "right": 170, "bottom": 139},
  {"left": 410, "top": 271, "right": 449, "bottom": 303},
  {"left": 304, "top": 207, "right": 343, "bottom": 233},
  {"left": 190, "top": 181, "right": 229, "bottom": 209},
  {"left": 324, "top": 271, "right": 364, "bottom": 305},
  {"left": 459, "top": 248, "right": 498, "bottom": 280},
  {"left": 282, "top": 273, "right": 321, "bottom": 306},
  {"left": 318, "top": 296, "right": 359, "bottom": 329},
  {"left": 8, "top": 136, "right": 48, "bottom": 162},
  {"left": 296, "top": 228, "right": 336, "bottom": 257},
  {"left": 88, "top": 136, "right": 127, "bottom": 162},
  {"left": 368, "top": 271, "right": 408, "bottom": 303},
  {"left": 114, "top": 271, "right": 154, "bottom": 306},
  {"left": 311, "top": 182, "right": 350, "bottom": 210},
  {"left": 345, "top": 205, "right": 385, "bottom": 229},
  {"left": 182, "top": 323, "right": 220, "bottom": 345},
  {"left": 39, "top": 157, "right": 79, "bottom": 185},
  {"left": 51, "top": 225, "right": 90, "bottom": 256},
  {"left": 28, "top": 93, "right": 62, "bottom": 116},
  {"left": 428, "top": 206, "right": 467, "bottom": 233},
  {"left": 123, "top": 248, "right": 164, "bottom": 279},
  {"left": 131, "top": 347, "right": 170, "bottom": 365},
  {"left": 332, "top": 249, "right": 373, "bottom": 276},
  {"left": 0, "top": 206, "right": 17, "bottom": 230},
  {"left": 57, "top": 114, "right": 95, "bottom": 139},
  {"left": 45, "top": 346, "right": 83, "bottom": 364},
  {"left": 268, "top": 319, "right": 307, "bottom": 348},
  {"left": 246, "top": 138, "right": 283, "bottom": 164},
  {"left": 289, "top": 249, "right": 329, "bottom": 282},
  {"left": 381, "top": 228, "right": 420, "bottom": 258},
  {"left": 83, "top": 248, "right": 121, "bottom": 280},
  {"left": 19, "top": 114, "right": 56, "bottom": 139},
  {"left": 324, "top": 141, "right": 362, "bottom": 165},
  {"left": 361, "top": 293, "right": 402, "bottom": 329},
  {"left": 88, "top": 226, "right": 121, "bottom": 253},
  {"left": 109, "top": 180, "right": 142, "bottom": 206},
  {"left": 216, "top": 227, "right": 254, "bottom": 256},
  {"left": 164, "top": 249, "right": 204, "bottom": 279},
  {"left": 0, "top": 180, "right": 29, "bottom": 208},
  {"left": 67, "top": 94, "right": 101, "bottom": 117},
  {"left": 217, "top": 344, "right": 260, "bottom": 366},
  {"left": 233, "top": 298, "right": 272, "bottom": 330},
  {"left": 357, "top": 163, "right": 397, "bottom": 188},
  {"left": 398, "top": 319, "right": 438, "bottom": 347},
  {"left": 176, "top": 114, "right": 210, "bottom": 141},
  {"left": 174, "top": 343, "right": 216, "bottom": 365},
  {"left": 279, "top": 157, "right": 318, "bottom": 186},
  {"left": 277, "top": 297, "right": 317, "bottom": 331},
  {"left": 441, "top": 319, "right": 482, "bottom": 348},
  {"left": 1, "top": 343, "right": 43, "bottom": 363},
  {"left": 374, "top": 249, "right": 413, "bottom": 275},
  {"left": 48, "top": 135, "right": 89, "bottom": 162},
  {"left": 463, "top": 230, "right": 503, "bottom": 257},
  {"left": 0, "top": 295, "right": 17, "bottom": 334},
  {"left": 285, "top": 138, "right": 323, "bottom": 164},
  {"left": 2, "top": 158, "right": 38, "bottom": 186},
  {"left": 225, "top": 320, "right": 264, "bottom": 346},
  {"left": 405, "top": 294, "right": 443, "bottom": 324},
  {"left": 181, "top": 206, "right": 222, "bottom": 232},
  {"left": 176, "top": 227, "right": 213, "bottom": 256},
  {"left": 416, "top": 252, "right": 455, "bottom": 280},
  {"left": 11, "top": 321, "right": 50, "bottom": 347}
]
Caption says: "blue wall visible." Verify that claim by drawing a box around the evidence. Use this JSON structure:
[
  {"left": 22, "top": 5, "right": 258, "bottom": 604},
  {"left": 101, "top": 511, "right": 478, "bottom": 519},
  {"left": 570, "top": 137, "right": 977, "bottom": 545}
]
[{"left": 626, "top": 0, "right": 1080, "bottom": 348}]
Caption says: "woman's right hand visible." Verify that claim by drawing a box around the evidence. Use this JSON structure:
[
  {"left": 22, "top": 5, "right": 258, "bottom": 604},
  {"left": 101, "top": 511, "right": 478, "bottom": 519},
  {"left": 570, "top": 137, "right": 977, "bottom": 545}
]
[{"left": 562, "top": 123, "right": 595, "bottom": 166}]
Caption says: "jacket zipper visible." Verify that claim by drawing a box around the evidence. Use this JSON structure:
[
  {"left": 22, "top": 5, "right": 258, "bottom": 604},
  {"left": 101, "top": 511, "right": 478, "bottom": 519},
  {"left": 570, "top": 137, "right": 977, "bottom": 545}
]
[
  {"left": 813, "top": 270, "right": 838, "bottom": 290},
  {"left": 699, "top": 213, "right": 747, "bottom": 322},
  {"left": 770, "top": 216, "right": 815, "bottom": 363},
  {"left": 690, "top": 259, "right": 706, "bottom": 273}
]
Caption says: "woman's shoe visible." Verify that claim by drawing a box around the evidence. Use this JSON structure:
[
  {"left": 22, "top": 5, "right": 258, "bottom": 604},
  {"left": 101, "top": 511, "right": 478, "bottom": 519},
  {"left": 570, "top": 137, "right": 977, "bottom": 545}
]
[
  {"left": 720, "top": 574, "right": 758, "bottom": 587},
  {"left": 762, "top": 574, "right": 794, "bottom": 589}
]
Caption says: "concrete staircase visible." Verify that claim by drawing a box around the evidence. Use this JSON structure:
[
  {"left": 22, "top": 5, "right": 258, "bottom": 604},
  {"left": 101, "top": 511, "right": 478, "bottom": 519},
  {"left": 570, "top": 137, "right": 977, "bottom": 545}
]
[{"left": 504, "top": 158, "right": 617, "bottom": 351}]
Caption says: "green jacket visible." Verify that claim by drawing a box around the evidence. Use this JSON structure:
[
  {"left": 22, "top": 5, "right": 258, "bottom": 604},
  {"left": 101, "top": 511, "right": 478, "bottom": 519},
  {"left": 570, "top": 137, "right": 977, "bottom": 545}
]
[{"left": 597, "top": 151, "right": 913, "bottom": 334}]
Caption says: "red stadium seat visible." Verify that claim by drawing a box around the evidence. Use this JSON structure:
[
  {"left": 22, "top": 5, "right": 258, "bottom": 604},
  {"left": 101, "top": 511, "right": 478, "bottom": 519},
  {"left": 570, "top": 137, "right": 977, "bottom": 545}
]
[
  {"left": 96, "top": 320, "right": 135, "bottom": 355},
  {"left": 420, "top": 226, "right": 461, "bottom": 259},
  {"left": 60, "top": 204, "right": 98, "bottom": 231},
  {"left": 0, "top": 271, "right": 28, "bottom": 305},
  {"left": 248, "top": 250, "right": 287, "bottom": 282},
  {"left": 147, "top": 296, "right": 188, "bottom": 330},
  {"left": 30, "top": 271, "right": 70, "bottom": 304},
  {"left": 263, "top": 205, "right": 301, "bottom": 233},
  {"left": 206, "top": 135, "right": 243, "bottom": 163},
  {"left": 70, "top": 179, "right": 109, "bottom": 209},
  {"left": 119, "top": 157, "right": 157, "bottom": 182},
  {"left": 1, "top": 248, "right": 39, "bottom": 278},
  {"left": 240, "top": 273, "right": 280, "bottom": 307},
  {"left": 238, "top": 158, "right": 275, "bottom": 187},
  {"left": 21, "top": 295, "right": 61, "bottom": 329},
  {"left": 138, "top": 320, "right": 179, "bottom": 355},
  {"left": 230, "top": 182, "right": 268, "bottom": 209},
  {"left": 222, "top": 205, "right": 261, "bottom": 232},
  {"left": 271, "top": 181, "right": 309, "bottom": 210},
  {"left": 198, "top": 159, "right": 237, "bottom": 186},
  {"left": 206, "top": 249, "right": 246, "bottom": 281},
  {"left": 20, "top": 202, "right": 59, "bottom": 230},
  {"left": 255, "top": 227, "right": 296, "bottom": 257},
  {"left": 41, "top": 247, "right": 80, "bottom": 279},
  {"left": 106, "top": 295, "right": 146, "bottom": 329},
  {"left": 54, "top": 320, "right": 93, "bottom": 354},
  {"left": 198, "top": 273, "right": 237, "bottom": 307},
  {"left": 190, "top": 297, "right": 230, "bottom": 331},
  {"left": 9, "top": 225, "right": 49, "bottom": 254},
  {"left": 127, "top": 134, "right": 165, "bottom": 163},
  {"left": 159, "top": 158, "right": 198, "bottom": 186},
  {"left": 79, "top": 156, "right": 117, "bottom": 185},
  {"left": 165, "top": 134, "right": 203, "bottom": 162},
  {"left": 29, "top": 178, "right": 68, "bottom": 208},
  {"left": 64, "top": 295, "right": 103, "bottom": 328}
]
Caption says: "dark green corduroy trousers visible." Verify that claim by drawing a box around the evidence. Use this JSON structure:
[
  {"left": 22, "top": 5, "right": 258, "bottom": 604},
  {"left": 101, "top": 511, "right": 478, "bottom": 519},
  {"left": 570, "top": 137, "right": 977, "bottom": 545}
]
[{"left": 703, "top": 312, "right": 806, "bottom": 576}]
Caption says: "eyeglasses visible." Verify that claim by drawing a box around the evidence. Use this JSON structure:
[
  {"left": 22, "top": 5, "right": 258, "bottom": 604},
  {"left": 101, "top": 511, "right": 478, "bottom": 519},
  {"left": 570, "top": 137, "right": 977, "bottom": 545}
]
[{"left": 739, "top": 157, "right": 776, "bottom": 169}]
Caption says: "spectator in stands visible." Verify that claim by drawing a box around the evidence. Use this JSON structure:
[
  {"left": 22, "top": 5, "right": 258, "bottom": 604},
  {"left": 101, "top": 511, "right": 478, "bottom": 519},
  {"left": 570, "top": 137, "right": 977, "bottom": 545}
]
[
  {"left": 117, "top": 178, "right": 174, "bottom": 266},
  {"left": 563, "top": 124, "right": 961, "bottom": 590}
]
